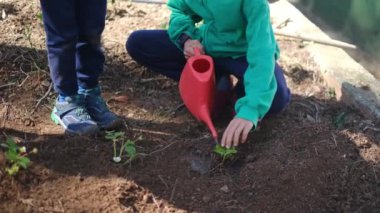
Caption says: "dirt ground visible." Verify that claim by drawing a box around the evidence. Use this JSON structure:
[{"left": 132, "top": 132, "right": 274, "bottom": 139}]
[{"left": 0, "top": 1, "right": 379, "bottom": 212}]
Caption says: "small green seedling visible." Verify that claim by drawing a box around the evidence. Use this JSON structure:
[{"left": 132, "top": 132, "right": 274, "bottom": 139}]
[
  {"left": 213, "top": 144, "right": 237, "bottom": 162},
  {"left": 1, "top": 137, "right": 37, "bottom": 176},
  {"left": 105, "top": 131, "right": 137, "bottom": 164}
]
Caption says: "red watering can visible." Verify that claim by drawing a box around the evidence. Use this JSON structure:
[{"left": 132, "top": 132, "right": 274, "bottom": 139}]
[{"left": 179, "top": 48, "right": 218, "bottom": 143}]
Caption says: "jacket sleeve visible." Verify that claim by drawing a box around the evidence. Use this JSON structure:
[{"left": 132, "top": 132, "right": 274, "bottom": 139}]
[
  {"left": 234, "top": 0, "right": 279, "bottom": 127},
  {"left": 167, "top": 0, "right": 202, "bottom": 50}
]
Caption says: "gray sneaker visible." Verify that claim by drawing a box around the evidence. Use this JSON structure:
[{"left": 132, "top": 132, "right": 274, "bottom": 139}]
[{"left": 51, "top": 95, "right": 99, "bottom": 136}]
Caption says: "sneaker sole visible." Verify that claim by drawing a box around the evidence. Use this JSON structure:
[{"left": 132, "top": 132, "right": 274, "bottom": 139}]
[
  {"left": 99, "top": 118, "right": 125, "bottom": 130},
  {"left": 51, "top": 110, "right": 99, "bottom": 136}
]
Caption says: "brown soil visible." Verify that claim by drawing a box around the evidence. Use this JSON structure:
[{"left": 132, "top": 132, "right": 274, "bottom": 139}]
[{"left": 0, "top": 1, "right": 379, "bottom": 212}]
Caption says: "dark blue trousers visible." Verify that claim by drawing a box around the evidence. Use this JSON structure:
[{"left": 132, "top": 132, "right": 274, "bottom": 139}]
[
  {"left": 40, "top": 0, "right": 107, "bottom": 96},
  {"left": 126, "top": 30, "right": 291, "bottom": 114}
]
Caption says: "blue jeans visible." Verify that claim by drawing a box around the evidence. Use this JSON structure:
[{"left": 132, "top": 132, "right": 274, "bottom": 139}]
[
  {"left": 126, "top": 30, "right": 291, "bottom": 114},
  {"left": 40, "top": 0, "right": 107, "bottom": 96}
]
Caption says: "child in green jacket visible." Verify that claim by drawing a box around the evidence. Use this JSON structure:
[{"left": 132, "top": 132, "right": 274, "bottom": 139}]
[{"left": 126, "top": 0, "right": 291, "bottom": 148}]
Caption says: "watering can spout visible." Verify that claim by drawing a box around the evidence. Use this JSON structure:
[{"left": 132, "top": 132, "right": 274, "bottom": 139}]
[{"left": 200, "top": 105, "right": 218, "bottom": 142}]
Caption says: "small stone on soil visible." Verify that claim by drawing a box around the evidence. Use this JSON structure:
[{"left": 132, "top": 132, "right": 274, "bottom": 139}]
[
  {"left": 202, "top": 195, "right": 211, "bottom": 202},
  {"left": 220, "top": 185, "right": 229, "bottom": 193}
]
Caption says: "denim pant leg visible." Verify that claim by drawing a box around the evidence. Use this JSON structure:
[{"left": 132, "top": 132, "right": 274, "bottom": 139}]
[
  {"left": 126, "top": 30, "right": 186, "bottom": 81},
  {"left": 267, "top": 64, "right": 291, "bottom": 114},
  {"left": 214, "top": 57, "right": 291, "bottom": 115},
  {"left": 76, "top": 0, "right": 107, "bottom": 90},
  {"left": 40, "top": 0, "right": 78, "bottom": 96}
]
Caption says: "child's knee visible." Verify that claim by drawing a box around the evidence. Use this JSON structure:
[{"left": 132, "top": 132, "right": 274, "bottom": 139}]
[{"left": 126, "top": 30, "right": 146, "bottom": 59}]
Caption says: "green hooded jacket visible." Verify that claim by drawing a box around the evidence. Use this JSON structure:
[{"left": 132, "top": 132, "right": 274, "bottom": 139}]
[{"left": 167, "top": 0, "right": 280, "bottom": 127}]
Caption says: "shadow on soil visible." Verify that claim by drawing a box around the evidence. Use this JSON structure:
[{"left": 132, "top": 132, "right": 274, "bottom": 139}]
[{"left": 1, "top": 44, "right": 379, "bottom": 212}]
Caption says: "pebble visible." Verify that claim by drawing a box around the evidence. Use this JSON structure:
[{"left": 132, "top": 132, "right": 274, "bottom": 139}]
[
  {"left": 202, "top": 195, "right": 211, "bottom": 202},
  {"left": 220, "top": 185, "right": 229, "bottom": 193}
]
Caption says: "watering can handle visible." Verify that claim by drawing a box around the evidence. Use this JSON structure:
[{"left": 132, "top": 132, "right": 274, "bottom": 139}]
[{"left": 193, "top": 47, "right": 202, "bottom": 56}]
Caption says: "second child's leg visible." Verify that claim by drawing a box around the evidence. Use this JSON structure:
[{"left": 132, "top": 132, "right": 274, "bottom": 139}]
[
  {"left": 126, "top": 30, "right": 187, "bottom": 81},
  {"left": 76, "top": 0, "right": 123, "bottom": 130}
]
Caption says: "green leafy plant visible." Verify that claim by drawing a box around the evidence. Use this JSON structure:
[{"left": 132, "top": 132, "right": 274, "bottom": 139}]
[
  {"left": 213, "top": 144, "right": 237, "bottom": 162},
  {"left": 1, "top": 137, "right": 37, "bottom": 176},
  {"left": 105, "top": 131, "right": 137, "bottom": 164}
]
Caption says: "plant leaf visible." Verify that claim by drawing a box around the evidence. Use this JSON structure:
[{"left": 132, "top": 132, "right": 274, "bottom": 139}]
[
  {"left": 213, "top": 144, "right": 237, "bottom": 158},
  {"left": 105, "top": 131, "right": 124, "bottom": 141},
  {"left": 5, "top": 149, "right": 18, "bottom": 162},
  {"left": 18, "top": 157, "right": 31, "bottom": 169},
  {"left": 6, "top": 137, "right": 18, "bottom": 151},
  {"left": 225, "top": 148, "right": 237, "bottom": 155},
  {"left": 114, "top": 131, "right": 125, "bottom": 139},
  {"left": 125, "top": 140, "right": 136, "bottom": 157},
  {"left": 6, "top": 164, "right": 19, "bottom": 176}
]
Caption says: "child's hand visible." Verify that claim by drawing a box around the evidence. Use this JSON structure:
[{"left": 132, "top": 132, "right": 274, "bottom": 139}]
[
  {"left": 184, "top": 39, "right": 205, "bottom": 59},
  {"left": 221, "top": 118, "right": 254, "bottom": 148}
]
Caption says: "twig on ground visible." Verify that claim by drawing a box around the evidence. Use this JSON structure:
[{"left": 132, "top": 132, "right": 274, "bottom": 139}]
[
  {"left": 43, "top": 104, "right": 52, "bottom": 111},
  {"left": 131, "top": 127, "right": 173, "bottom": 136},
  {"left": 30, "top": 82, "right": 53, "bottom": 115},
  {"left": 314, "top": 146, "right": 319, "bottom": 155},
  {"left": 132, "top": 0, "right": 167, "bottom": 4},
  {"left": 294, "top": 102, "right": 314, "bottom": 112},
  {"left": 18, "top": 75, "right": 29, "bottom": 87},
  {"left": 373, "top": 166, "right": 379, "bottom": 183},
  {"left": 275, "top": 18, "right": 292, "bottom": 29},
  {"left": 103, "top": 38, "right": 124, "bottom": 45},
  {"left": 0, "top": 82, "right": 16, "bottom": 90},
  {"left": 274, "top": 30, "right": 357, "bottom": 50},
  {"left": 148, "top": 141, "right": 177, "bottom": 156},
  {"left": 363, "top": 126, "right": 380, "bottom": 132},
  {"left": 151, "top": 194, "right": 161, "bottom": 210},
  {"left": 18, "top": 198, "right": 36, "bottom": 208},
  {"left": 312, "top": 102, "right": 321, "bottom": 122},
  {"left": 125, "top": 69, "right": 144, "bottom": 76},
  {"left": 140, "top": 77, "right": 167, "bottom": 83},
  {"left": 0, "top": 103, "right": 10, "bottom": 127},
  {"left": 169, "top": 178, "right": 178, "bottom": 202},
  {"left": 168, "top": 103, "right": 185, "bottom": 115},
  {"left": 158, "top": 175, "right": 169, "bottom": 189},
  {"left": 331, "top": 133, "right": 338, "bottom": 147}
]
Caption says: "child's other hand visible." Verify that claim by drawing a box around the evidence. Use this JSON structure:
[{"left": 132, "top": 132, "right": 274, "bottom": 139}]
[
  {"left": 221, "top": 118, "right": 254, "bottom": 148},
  {"left": 184, "top": 39, "right": 205, "bottom": 59}
]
